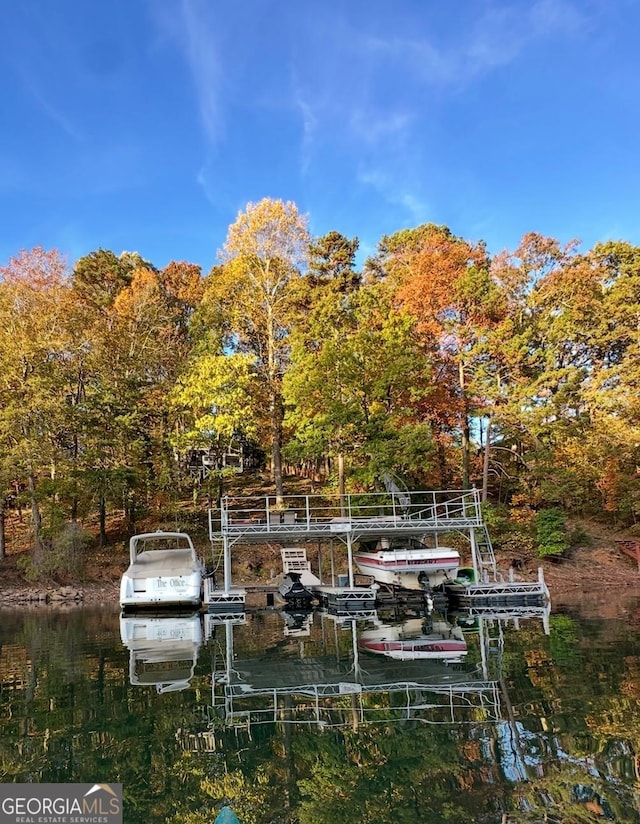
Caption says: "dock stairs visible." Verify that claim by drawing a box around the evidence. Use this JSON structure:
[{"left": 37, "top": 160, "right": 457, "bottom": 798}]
[
  {"left": 474, "top": 524, "right": 498, "bottom": 580},
  {"left": 465, "top": 525, "right": 550, "bottom": 606}
]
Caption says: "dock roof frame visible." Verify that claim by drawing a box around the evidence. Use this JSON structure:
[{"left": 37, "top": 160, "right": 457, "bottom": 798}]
[{"left": 209, "top": 487, "right": 484, "bottom": 546}]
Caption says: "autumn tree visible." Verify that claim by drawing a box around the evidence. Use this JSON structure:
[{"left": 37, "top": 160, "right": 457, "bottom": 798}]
[
  {"left": 284, "top": 281, "right": 435, "bottom": 489},
  {"left": 72, "top": 248, "right": 143, "bottom": 310},
  {"left": 0, "top": 248, "right": 81, "bottom": 568},
  {"left": 485, "top": 235, "right": 608, "bottom": 509},
  {"left": 201, "top": 199, "right": 310, "bottom": 501},
  {"left": 578, "top": 241, "right": 640, "bottom": 516},
  {"left": 374, "top": 224, "right": 497, "bottom": 488},
  {"left": 100, "top": 264, "right": 202, "bottom": 515},
  {"left": 70, "top": 253, "right": 203, "bottom": 540}
]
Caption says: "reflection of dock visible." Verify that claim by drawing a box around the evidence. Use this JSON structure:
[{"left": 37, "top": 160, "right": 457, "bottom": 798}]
[
  {"left": 204, "top": 610, "right": 513, "bottom": 730},
  {"left": 215, "top": 677, "right": 502, "bottom": 729}
]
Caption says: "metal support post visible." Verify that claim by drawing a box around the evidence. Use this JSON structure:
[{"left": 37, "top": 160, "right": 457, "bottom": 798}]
[
  {"left": 346, "top": 531, "right": 355, "bottom": 588},
  {"left": 223, "top": 534, "right": 231, "bottom": 594},
  {"left": 469, "top": 526, "right": 480, "bottom": 580}
]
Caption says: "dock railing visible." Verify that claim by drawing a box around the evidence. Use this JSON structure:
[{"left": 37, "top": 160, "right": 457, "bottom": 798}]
[{"left": 212, "top": 488, "right": 484, "bottom": 541}]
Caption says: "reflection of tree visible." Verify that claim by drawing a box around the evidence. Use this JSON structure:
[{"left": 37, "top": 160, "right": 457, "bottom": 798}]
[
  {"left": 0, "top": 610, "right": 212, "bottom": 821},
  {"left": 493, "top": 612, "right": 640, "bottom": 821},
  {"left": 507, "top": 766, "right": 637, "bottom": 822},
  {"left": 3, "top": 609, "right": 640, "bottom": 822},
  {"left": 167, "top": 763, "right": 282, "bottom": 824},
  {"left": 293, "top": 725, "right": 476, "bottom": 824},
  {"left": 171, "top": 610, "right": 640, "bottom": 822}
]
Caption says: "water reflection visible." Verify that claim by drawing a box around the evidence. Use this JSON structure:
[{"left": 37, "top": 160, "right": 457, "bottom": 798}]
[
  {"left": 358, "top": 614, "right": 468, "bottom": 661},
  {"left": 199, "top": 606, "right": 549, "bottom": 732},
  {"left": 2, "top": 598, "right": 640, "bottom": 822},
  {"left": 118, "top": 605, "right": 551, "bottom": 733},
  {"left": 280, "top": 609, "right": 313, "bottom": 637},
  {"left": 119, "top": 611, "right": 203, "bottom": 693}
]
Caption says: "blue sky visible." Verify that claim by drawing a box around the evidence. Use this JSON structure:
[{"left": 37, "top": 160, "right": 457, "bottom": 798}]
[{"left": 1, "top": 0, "right": 639, "bottom": 272}]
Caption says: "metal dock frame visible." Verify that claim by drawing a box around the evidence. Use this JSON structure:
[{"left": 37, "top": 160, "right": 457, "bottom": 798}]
[
  {"left": 311, "top": 585, "right": 377, "bottom": 613},
  {"left": 204, "top": 577, "right": 247, "bottom": 612},
  {"left": 208, "top": 488, "right": 499, "bottom": 610},
  {"left": 460, "top": 567, "right": 550, "bottom": 606}
]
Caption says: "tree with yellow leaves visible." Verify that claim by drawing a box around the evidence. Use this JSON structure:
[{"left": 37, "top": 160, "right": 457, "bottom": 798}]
[{"left": 201, "top": 199, "right": 310, "bottom": 501}]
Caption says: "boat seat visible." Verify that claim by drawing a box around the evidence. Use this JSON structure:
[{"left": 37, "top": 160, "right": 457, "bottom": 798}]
[{"left": 281, "top": 548, "right": 311, "bottom": 574}]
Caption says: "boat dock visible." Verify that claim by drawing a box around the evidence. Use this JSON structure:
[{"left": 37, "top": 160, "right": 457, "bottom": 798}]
[
  {"left": 204, "top": 579, "right": 246, "bottom": 612},
  {"left": 310, "top": 585, "right": 376, "bottom": 613},
  {"left": 455, "top": 567, "right": 550, "bottom": 607},
  {"left": 206, "top": 488, "right": 550, "bottom": 612}
]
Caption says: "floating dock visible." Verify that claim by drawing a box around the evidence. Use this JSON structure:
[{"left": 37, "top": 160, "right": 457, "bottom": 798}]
[
  {"left": 204, "top": 579, "right": 246, "bottom": 612},
  {"left": 311, "top": 584, "right": 377, "bottom": 613},
  {"left": 455, "top": 567, "right": 550, "bottom": 607}
]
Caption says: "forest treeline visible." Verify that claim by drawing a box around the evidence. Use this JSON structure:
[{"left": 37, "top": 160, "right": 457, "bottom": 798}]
[{"left": 1, "top": 197, "right": 639, "bottom": 571}]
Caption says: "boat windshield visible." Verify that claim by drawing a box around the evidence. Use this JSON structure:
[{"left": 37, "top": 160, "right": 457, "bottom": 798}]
[{"left": 358, "top": 537, "right": 430, "bottom": 552}]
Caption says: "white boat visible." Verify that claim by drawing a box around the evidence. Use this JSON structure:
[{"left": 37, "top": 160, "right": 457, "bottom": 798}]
[
  {"left": 119, "top": 612, "right": 203, "bottom": 692},
  {"left": 359, "top": 616, "right": 467, "bottom": 662},
  {"left": 354, "top": 537, "right": 460, "bottom": 591},
  {"left": 120, "top": 531, "right": 204, "bottom": 610}
]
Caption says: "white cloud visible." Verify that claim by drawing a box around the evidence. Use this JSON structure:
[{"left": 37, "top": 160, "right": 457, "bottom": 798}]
[
  {"left": 151, "top": 0, "right": 223, "bottom": 145},
  {"left": 530, "top": 0, "right": 587, "bottom": 36},
  {"left": 348, "top": 109, "right": 414, "bottom": 146},
  {"left": 21, "top": 75, "right": 83, "bottom": 142},
  {"left": 179, "top": 0, "right": 222, "bottom": 144},
  {"left": 358, "top": 167, "right": 431, "bottom": 225},
  {"left": 284, "top": 0, "right": 591, "bottom": 228},
  {"left": 353, "top": 0, "right": 587, "bottom": 89},
  {"left": 291, "top": 75, "right": 318, "bottom": 176},
  {"left": 463, "top": 0, "right": 587, "bottom": 78}
]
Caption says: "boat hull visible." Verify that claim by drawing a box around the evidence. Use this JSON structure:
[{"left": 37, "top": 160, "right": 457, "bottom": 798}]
[
  {"left": 354, "top": 546, "right": 460, "bottom": 591},
  {"left": 120, "top": 573, "right": 202, "bottom": 610}
]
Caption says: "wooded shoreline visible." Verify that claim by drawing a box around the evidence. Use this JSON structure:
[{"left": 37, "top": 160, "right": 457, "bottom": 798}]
[
  {"left": 3, "top": 209, "right": 640, "bottom": 585},
  {"left": 2, "top": 537, "right": 639, "bottom": 609}
]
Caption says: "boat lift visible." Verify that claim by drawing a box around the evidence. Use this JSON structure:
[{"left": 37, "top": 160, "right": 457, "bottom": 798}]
[
  {"left": 206, "top": 487, "right": 549, "bottom": 611},
  {"left": 206, "top": 488, "right": 494, "bottom": 611}
]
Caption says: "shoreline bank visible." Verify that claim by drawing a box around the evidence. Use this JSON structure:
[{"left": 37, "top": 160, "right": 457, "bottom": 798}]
[{"left": 2, "top": 543, "right": 640, "bottom": 610}]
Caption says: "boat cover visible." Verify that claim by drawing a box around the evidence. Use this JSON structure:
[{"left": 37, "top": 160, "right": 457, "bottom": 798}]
[{"left": 126, "top": 549, "right": 200, "bottom": 579}]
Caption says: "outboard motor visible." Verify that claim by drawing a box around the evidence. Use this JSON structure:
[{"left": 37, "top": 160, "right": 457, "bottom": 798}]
[{"left": 279, "top": 571, "right": 314, "bottom": 608}]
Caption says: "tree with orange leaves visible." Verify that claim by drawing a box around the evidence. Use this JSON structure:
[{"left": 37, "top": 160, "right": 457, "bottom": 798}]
[{"left": 372, "top": 224, "right": 501, "bottom": 489}]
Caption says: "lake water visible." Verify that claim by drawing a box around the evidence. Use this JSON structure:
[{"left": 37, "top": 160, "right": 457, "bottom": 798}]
[{"left": 1, "top": 597, "right": 640, "bottom": 824}]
